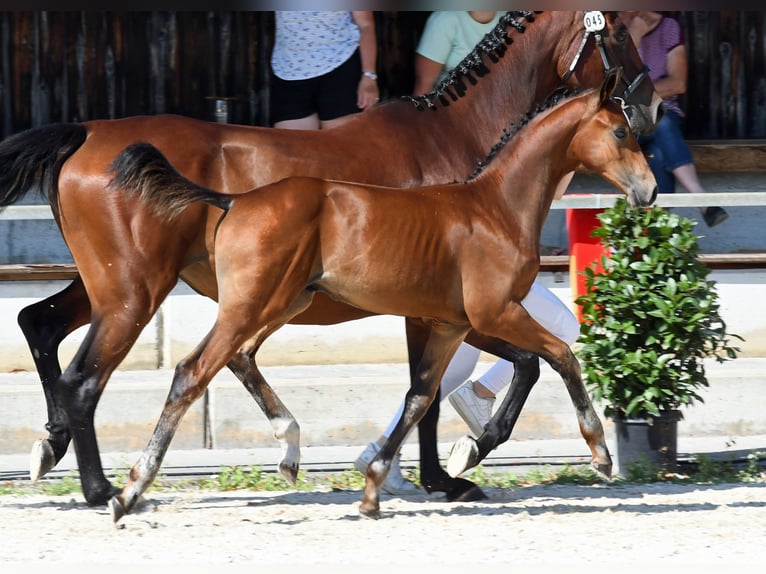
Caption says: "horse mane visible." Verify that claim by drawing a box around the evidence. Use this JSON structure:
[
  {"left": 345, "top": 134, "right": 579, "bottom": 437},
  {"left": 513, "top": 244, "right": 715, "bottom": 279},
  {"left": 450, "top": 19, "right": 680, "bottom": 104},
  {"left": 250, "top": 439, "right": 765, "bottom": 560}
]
[
  {"left": 464, "top": 87, "right": 581, "bottom": 182},
  {"left": 405, "top": 11, "right": 541, "bottom": 111}
]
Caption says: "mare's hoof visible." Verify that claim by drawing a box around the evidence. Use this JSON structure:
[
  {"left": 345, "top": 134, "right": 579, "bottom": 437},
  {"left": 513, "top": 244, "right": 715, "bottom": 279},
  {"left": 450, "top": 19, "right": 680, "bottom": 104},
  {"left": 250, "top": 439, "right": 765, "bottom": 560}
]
[
  {"left": 279, "top": 461, "right": 299, "bottom": 485},
  {"left": 109, "top": 496, "right": 127, "bottom": 524},
  {"left": 446, "top": 478, "right": 487, "bottom": 503},
  {"left": 29, "top": 439, "right": 57, "bottom": 481},
  {"left": 447, "top": 435, "right": 480, "bottom": 478}
]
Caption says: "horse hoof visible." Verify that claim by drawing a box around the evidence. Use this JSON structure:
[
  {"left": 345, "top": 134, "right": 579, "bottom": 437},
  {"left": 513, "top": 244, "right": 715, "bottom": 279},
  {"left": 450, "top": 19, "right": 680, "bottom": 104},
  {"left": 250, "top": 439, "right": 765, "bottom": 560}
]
[
  {"left": 278, "top": 461, "right": 299, "bottom": 485},
  {"left": 109, "top": 496, "right": 127, "bottom": 524},
  {"left": 446, "top": 479, "right": 488, "bottom": 503},
  {"left": 29, "top": 439, "right": 57, "bottom": 481},
  {"left": 359, "top": 503, "right": 381, "bottom": 520},
  {"left": 592, "top": 460, "right": 613, "bottom": 480},
  {"left": 447, "top": 435, "right": 480, "bottom": 478}
]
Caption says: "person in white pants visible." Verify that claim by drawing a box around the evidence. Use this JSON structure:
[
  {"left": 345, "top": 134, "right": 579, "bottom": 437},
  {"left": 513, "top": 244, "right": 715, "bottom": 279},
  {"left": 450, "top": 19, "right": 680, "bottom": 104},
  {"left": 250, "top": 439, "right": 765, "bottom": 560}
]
[{"left": 355, "top": 279, "right": 581, "bottom": 494}]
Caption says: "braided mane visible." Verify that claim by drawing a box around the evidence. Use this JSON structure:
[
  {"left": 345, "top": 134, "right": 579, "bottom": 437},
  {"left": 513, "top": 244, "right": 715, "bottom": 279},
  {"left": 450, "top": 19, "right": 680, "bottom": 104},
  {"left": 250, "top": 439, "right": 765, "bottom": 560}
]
[
  {"left": 405, "top": 11, "right": 541, "bottom": 111},
  {"left": 465, "top": 87, "right": 580, "bottom": 182}
]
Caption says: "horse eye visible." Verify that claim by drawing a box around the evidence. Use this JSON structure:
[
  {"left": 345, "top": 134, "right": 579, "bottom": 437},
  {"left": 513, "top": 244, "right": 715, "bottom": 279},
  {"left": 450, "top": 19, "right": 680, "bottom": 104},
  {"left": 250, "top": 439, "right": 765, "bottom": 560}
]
[
  {"left": 615, "top": 29, "right": 627, "bottom": 44},
  {"left": 614, "top": 127, "right": 628, "bottom": 140}
]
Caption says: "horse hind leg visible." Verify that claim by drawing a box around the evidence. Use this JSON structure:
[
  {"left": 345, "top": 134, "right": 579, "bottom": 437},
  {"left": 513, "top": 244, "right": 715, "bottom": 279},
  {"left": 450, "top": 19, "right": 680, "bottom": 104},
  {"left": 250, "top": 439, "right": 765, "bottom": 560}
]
[
  {"left": 227, "top": 352, "right": 300, "bottom": 484},
  {"left": 16, "top": 277, "right": 92, "bottom": 480}
]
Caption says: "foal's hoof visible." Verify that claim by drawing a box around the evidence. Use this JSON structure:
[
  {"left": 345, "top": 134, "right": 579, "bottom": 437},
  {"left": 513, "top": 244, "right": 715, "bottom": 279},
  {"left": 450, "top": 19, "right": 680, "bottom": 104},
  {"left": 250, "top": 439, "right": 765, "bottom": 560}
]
[
  {"left": 592, "top": 460, "right": 613, "bottom": 480},
  {"left": 446, "top": 478, "right": 487, "bottom": 503},
  {"left": 278, "top": 461, "right": 299, "bottom": 485},
  {"left": 29, "top": 439, "right": 57, "bottom": 481},
  {"left": 447, "top": 435, "right": 481, "bottom": 478},
  {"left": 109, "top": 496, "right": 128, "bottom": 524}
]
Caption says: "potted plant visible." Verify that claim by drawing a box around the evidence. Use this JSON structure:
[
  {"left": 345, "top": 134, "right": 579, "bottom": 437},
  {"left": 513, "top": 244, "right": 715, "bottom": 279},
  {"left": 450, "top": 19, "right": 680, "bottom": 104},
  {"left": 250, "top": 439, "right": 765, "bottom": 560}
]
[{"left": 575, "top": 198, "right": 741, "bottom": 476}]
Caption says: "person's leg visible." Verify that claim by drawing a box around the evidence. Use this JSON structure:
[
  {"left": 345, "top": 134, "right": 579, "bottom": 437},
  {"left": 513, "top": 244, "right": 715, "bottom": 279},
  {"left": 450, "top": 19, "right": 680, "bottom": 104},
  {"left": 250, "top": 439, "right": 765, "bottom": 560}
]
[
  {"left": 449, "top": 279, "right": 580, "bottom": 435},
  {"left": 273, "top": 115, "right": 320, "bottom": 130},
  {"left": 270, "top": 74, "right": 320, "bottom": 129},
  {"left": 645, "top": 110, "right": 728, "bottom": 226}
]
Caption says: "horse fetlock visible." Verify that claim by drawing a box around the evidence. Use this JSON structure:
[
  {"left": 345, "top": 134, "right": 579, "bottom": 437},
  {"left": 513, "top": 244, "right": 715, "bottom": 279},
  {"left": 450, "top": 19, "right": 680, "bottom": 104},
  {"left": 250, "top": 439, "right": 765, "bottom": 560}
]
[{"left": 275, "top": 418, "right": 301, "bottom": 482}]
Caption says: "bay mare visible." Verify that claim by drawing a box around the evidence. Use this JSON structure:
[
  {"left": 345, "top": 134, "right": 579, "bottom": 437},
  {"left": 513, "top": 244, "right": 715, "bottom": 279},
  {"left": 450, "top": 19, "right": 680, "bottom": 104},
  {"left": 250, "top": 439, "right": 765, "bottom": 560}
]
[
  {"left": 107, "top": 74, "right": 658, "bottom": 520},
  {"left": 0, "top": 11, "right": 662, "bottom": 507}
]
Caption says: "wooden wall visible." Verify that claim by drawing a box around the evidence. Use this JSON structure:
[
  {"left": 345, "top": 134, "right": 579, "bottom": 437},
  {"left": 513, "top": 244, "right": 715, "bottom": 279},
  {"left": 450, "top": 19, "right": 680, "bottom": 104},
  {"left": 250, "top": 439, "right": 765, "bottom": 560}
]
[
  {"left": 680, "top": 11, "right": 766, "bottom": 139},
  {"left": 1, "top": 11, "right": 764, "bottom": 140}
]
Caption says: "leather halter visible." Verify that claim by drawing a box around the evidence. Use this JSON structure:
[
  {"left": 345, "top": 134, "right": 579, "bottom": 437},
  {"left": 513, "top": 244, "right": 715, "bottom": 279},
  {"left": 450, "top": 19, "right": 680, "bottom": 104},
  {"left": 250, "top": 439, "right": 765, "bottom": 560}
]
[{"left": 561, "top": 25, "right": 652, "bottom": 126}]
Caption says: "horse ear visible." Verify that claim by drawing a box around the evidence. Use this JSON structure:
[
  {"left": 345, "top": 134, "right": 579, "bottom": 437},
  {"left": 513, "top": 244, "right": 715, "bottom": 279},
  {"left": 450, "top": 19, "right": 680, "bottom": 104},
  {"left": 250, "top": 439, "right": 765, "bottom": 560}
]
[{"left": 600, "top": 67, "right": 623, "bottom": 104}]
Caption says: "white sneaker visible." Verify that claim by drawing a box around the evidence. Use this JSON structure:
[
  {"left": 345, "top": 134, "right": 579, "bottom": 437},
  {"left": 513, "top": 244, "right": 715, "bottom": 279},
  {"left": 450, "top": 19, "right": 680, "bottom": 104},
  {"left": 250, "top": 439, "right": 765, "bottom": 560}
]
[
  {"left": 354, "top": 442, "right": 420, "bottom": 495},
  {"left": 448, "top": 380, "right": 495, "bottom": 437}
]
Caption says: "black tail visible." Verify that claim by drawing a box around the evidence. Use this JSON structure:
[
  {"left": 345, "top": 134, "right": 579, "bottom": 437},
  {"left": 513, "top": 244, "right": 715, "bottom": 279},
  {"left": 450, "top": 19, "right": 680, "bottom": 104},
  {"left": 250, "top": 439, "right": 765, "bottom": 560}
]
[
  {"left": 0, "top": 123, "right": 87, "bottom": 212},
  {"left": 108, "top": 142, "right": 233, "bottom": 220}
]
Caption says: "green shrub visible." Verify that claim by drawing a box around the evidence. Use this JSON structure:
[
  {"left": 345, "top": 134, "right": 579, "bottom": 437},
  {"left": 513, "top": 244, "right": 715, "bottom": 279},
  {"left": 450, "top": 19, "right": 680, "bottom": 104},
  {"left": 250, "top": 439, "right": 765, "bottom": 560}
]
[{"left": 575, "top": 198, "right": 741, "bottom": 419}]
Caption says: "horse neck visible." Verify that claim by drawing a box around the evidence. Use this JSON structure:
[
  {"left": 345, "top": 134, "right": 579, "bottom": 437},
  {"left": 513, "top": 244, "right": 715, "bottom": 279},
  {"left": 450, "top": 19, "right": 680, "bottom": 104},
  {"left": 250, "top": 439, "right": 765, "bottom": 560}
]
[
  {"left": 480, "top": 96, "right": 586, "bottom": 228},
  {"left": 397, "top": 12, "right": 583, "bottom": 180}
]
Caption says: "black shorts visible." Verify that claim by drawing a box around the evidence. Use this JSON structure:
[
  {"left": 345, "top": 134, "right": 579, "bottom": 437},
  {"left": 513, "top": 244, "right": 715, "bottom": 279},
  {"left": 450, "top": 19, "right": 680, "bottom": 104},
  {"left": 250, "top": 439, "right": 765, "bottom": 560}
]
[{"left": 270, "top": 49, "right": 362, "bottom": 124}]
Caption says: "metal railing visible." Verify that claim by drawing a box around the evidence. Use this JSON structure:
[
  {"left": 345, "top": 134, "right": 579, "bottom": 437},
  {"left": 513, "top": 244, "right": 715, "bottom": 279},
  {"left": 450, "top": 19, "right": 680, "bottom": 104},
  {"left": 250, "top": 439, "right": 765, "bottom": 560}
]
[{"left": 2, "top": 191, "right": 766, "bottom": 280}]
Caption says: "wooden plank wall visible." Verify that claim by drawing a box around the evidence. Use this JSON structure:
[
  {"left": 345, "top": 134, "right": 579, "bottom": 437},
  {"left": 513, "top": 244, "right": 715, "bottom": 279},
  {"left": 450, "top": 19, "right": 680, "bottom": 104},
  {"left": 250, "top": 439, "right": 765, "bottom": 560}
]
[
  {"left": 680, "top": 11, "right": 766, "bottom": 139},
  {"left": 0, "top": 11, "right": 764, "bottom": 139}
]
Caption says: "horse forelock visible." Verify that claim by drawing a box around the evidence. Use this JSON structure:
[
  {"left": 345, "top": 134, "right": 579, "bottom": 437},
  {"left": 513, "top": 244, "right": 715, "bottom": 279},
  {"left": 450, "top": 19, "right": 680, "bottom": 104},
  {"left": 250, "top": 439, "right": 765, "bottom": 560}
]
[{"left": 404, "top": 11, "right": 540, "bottom": 112}]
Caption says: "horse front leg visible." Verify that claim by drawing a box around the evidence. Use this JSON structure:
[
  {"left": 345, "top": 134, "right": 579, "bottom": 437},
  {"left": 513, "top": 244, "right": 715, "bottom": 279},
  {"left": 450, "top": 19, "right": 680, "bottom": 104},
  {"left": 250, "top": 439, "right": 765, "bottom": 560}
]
[
  {"left": 361, "top": 321, "right": 469, "bottom": 518},
  {"left": 16, "top": 277, "right": 92, "bottom": 480},
  {"left": 227, "top": 352, "right": 301, "bottom": 484},
  {"left": 405, "top": 318, "right": 486, "bottom": 502},
  {"left": 471, "top": 303, "right": 612, "bottom": 478},
  {"left": 447, "top": 333, "right": 541, "bottom": 477}
]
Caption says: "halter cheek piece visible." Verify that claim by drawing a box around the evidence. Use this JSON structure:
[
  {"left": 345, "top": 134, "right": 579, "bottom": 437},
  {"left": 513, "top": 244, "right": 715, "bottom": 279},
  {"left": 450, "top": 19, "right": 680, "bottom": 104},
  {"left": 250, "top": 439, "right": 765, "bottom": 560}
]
[{"left": 561, "top": 14, "right": 651, "bottom": 130}]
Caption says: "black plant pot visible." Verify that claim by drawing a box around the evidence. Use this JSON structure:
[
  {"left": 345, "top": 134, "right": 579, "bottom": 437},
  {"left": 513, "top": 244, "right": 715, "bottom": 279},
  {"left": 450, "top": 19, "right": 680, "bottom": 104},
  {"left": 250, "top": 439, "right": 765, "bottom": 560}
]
[{"left": 614, "top": 410, "right": 682, "bottom": 476}]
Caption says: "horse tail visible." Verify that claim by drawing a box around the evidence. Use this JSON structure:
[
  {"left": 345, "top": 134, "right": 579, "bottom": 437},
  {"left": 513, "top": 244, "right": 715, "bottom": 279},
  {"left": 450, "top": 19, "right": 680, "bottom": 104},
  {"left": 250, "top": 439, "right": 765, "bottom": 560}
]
[
  {"left": 108, "top": 142, "right": 233, "bottom": 220},
  {"left": 0, "top": 123, "right": 87, "bottom": 211}
]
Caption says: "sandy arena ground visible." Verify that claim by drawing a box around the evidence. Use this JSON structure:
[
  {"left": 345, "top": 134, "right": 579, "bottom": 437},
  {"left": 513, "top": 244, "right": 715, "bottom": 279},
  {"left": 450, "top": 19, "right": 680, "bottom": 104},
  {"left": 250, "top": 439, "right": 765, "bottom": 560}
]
[{"left": 0, "top": 481, "right": 764, "bottom": 572}]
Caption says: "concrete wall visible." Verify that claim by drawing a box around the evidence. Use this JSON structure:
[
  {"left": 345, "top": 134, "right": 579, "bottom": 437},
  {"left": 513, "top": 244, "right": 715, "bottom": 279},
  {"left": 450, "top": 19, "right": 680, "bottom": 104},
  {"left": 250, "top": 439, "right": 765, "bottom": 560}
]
[{"left": 0, "top": 268, "right": 763, "bottom": 376}]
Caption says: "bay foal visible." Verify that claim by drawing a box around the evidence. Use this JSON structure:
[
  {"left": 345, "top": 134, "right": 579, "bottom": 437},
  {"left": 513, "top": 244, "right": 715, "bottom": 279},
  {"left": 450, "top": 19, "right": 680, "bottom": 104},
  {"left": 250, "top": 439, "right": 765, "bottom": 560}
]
[{"left": 108, "top": 72, "right": 657, "bottom": 521}]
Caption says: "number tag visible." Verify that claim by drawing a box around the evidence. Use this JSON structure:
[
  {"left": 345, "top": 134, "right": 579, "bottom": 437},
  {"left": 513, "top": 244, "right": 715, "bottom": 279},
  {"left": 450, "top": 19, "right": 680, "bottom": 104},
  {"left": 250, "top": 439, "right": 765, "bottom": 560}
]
[{"left": 583, "top": 11, "right": 606, "bottom": 32}]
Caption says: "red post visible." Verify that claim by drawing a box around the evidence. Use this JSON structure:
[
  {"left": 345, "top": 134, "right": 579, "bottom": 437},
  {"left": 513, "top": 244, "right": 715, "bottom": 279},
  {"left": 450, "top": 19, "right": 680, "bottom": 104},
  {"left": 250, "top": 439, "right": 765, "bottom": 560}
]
[{"left": 566, "top": 207, "right": 608, "bottom": 322}]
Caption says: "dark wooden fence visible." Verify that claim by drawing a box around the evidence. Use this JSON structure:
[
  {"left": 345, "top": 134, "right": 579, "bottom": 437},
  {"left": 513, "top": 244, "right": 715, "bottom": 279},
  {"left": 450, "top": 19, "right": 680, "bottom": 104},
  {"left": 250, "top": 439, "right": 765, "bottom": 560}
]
[{"left": 1, "top": 11, "right": 765, "bottom": 139}]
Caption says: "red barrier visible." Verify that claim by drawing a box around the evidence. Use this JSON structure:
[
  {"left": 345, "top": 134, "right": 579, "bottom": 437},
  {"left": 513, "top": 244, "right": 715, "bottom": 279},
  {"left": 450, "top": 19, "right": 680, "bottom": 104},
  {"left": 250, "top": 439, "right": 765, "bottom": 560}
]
[{"left": 566, "top": 207, "right": 608, "bottom": 322}]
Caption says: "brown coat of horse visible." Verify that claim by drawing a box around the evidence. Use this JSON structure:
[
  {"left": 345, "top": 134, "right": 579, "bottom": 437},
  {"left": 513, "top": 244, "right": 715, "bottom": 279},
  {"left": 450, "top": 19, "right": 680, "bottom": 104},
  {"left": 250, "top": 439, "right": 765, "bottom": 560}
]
[
  {"left": 106, "top": 74, "right": 658, "bottom": 520},
  {"left": 0, "top": 11, "right": 662, "bottom": 506}
]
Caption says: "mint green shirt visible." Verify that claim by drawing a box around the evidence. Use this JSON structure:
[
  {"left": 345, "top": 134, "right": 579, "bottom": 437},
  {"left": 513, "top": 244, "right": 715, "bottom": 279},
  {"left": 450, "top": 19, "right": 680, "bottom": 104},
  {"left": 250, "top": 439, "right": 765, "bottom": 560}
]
[{"left": 416, "top": 12, "right": 504, "bottom": 87}]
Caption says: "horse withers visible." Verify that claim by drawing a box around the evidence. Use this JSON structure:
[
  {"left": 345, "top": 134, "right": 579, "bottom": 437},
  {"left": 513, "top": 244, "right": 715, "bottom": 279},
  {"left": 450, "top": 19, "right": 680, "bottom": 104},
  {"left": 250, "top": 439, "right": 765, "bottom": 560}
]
[
  {"left": 106, "top": 70, "right": 657, "bottom": 521},
  {"left": 0, "top": 11, "right": 662, "bottom": 507}
]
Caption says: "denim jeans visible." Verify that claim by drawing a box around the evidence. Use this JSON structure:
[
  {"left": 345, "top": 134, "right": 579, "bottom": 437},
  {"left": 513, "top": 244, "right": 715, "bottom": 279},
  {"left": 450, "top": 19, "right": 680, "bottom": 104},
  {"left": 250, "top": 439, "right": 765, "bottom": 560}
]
[{"left": 637, "top": 109, "right": 694, "bottom": 194}]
